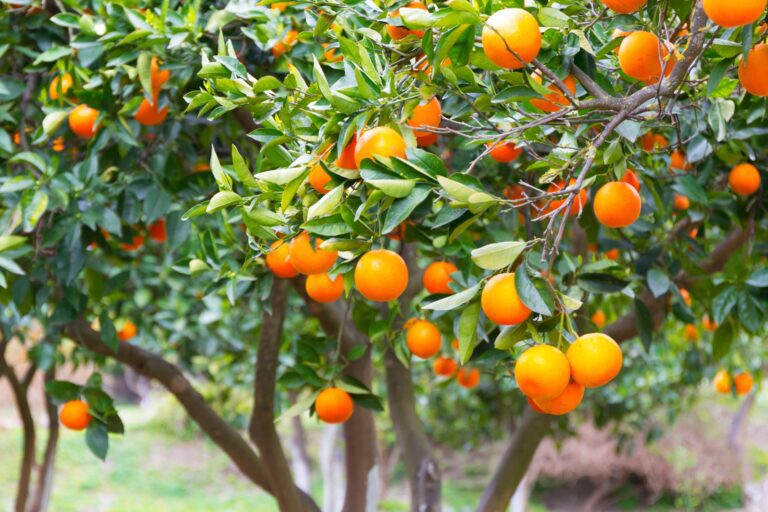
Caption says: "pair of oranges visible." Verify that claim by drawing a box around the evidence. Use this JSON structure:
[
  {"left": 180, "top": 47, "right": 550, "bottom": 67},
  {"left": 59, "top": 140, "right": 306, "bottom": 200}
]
[
  {"left": 713, "top": 369, "right": 754, "bottom": 396},
  {"left": 515, "top": 334, "right": 623, "bottom": 415}
]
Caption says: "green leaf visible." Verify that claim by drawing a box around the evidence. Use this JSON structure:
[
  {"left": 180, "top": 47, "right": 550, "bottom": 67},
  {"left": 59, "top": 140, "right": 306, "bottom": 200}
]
[
  {"left": 10, "top": 152, "right": 48, "bottom": 174},
  {"left": 471, "top": 241, "right": 526, "bottom": 270},
  {"left": 231, "top": 145, "right": 258, "bottom": 188},
  {"left": 712, "top": 286, "right": 738, "bottom": 325},
  {"left": 647, "top": 268, "right": 670, "bottom": 298},
  {"left": 253, "top": 76, "right": 282, "bottom": 93},
  {"left": 307, "top": 184, "right": 343, "bottom": 221},
  {"left": 515, "top": 270, "right": 553, "bottom": 316},
  {"left": 494, "top": 323, "right": 528, "bottom": 350},
  {"left": 137, "top": 52, "right": 153, "bottom": 100},
  {"left": 437, "top": 175, "right": 478, "bottom": 202},
  {"left": 276, "top": 390, "right": 320, "bottom": 423},
  {"left": 635, "top": 298, "right": 653, "bottom": 351},
  {"left": 43, "top": 111, "right": 69, "bottom": 136},
  {"left": 0, "top": 235, "right": 26, "bottom": 252},
  {"left": 313, "top": 56, "right": 332, "bottom": 102},
  {"left": 746, "top": 268, "right": 768, "bottom": 287},
  {"left": 209, "top": 147, "right": 232, "bottom": 191},
  {"left": 458, "top": 301, "right": 481, "bottom": 364},
  {"left": 257, "top": 166, "right": 307, "bottom": 185},
  {"left": 21, "top": 189, "right": 49, "bottom": 232},
  {"left": 537, "top": 7, "right": 571, "bottom": 28},
  {"left": 99, "top": 311, "right": 119, "bottom": 353},
  {"left": 577, "top": 273, "right": 629, "bottom": 293},
  {"left": 366, "top": 179, "right": 416, "bottom": 198},
  {"left": 422, "top": 282, "right": 481, "bottom": 311},
  {"left": 712, "top": 320, "right": 734, "bottom": 361},
  {"left": 33, "top": 46, "right": 73, "bottom": 65},
  {"left": 381, "top": 185, "right": 430, "bottom": 234},
  {"left": 206, "top": 191, "right": 242, "bottom": 213},
  {"left": 45, "top": 380, "right": 81, "bottom": 402},
  {"left": 86, "top": 422, "right": 109, "bottom": 460}
]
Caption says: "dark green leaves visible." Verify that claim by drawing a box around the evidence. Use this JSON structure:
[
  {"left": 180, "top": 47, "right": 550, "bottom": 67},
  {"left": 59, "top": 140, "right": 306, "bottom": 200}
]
[
  {"left": 515, "top": 269, "right": 553, "bottom": 316},
  {"left": 458, "top": 301, "right": 481, "bottom": 363},
  {"left": 86, "top": 422, "right": 109, "bottom": 461},
  {"left": 712, "top": 320, "right": 734, "bottom": 361},
  {"left": 382, "top": 185, "right": 430, "bottom": 234},
  {"left": 647, "top": 268, "right": 670, "bottom": 298}
]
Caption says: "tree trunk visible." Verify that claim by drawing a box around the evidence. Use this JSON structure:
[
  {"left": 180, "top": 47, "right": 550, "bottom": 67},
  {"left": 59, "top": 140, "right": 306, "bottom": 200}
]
[
  {"left": 288, "top": 394, "right": 312, "bottom": 493},
  {"left": 30, "top": 368, "right": 60, "bottom": 512}
]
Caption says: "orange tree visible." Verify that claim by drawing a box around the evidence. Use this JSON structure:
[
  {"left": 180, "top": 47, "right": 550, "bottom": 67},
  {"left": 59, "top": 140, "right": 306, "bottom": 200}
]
[{"left": 2, "top": 0, "right": 768, "bottom": 511}]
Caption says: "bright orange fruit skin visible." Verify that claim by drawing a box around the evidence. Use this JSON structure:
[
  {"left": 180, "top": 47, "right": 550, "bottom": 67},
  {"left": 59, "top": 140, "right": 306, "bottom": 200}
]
[
  {"left": 407, "top": 97, "right": 442, "bottom": 138},
  {"left": 315, "top": 387, "right": 354, "bottom": 424},
  {"left": 353, "top": 127, "right": 407, "bottom": 168},
  {"left": 135, "top": 96, "right": 169, "bottom": 126},
  {"left": 530, "top": 75, "right": 577, "bottom": 113},
  {"left": 713, "top": 369, "right": 731, "bottom": 394},
  {"left": 739, "top": 44, "right": 768, "bottom": 97},
  {"left": 354, "top": 249, "right": 409, "bottom": 302},
  {"left": 308, "top": 164, "right": 332, "bottom": 194},
  {"left": 481, "top": 273, "right": 531, "bottom": 326},
  {"left": 734, "top": 372, "right": 754, "bottom": 396},
  {"left": 533, "top": 381, "right": 585, "bottom": 415},
  {"left": 601, "top": 0, "right": 648, "bottom": 14},
  {"left": 481, "top": 8, "right": 541, "bottom": 70},
  {"left": 456, "top": 367, "right": 480, "bottom": 389},
  {"left": 729, "top": 163, "right": 761, "bottom": 196},
  {"left": 69, "top": 104, "right": 100, "bottom": 138},
  {"left": 148, "top": 219, "right": 167, "bottom": 242},
  {"left": 60, "top": 400, "right": 91, "bottom": 431},
  {"left": 305, "top": 273, "right": 345, "bottom": 303},
  {"left": 117, "top": 320, "right": 138, "bottom": 342},
  {"left": 566, "top": 333, "right": 623, "bottom": 388},
  {"left": 487, "top": 141, "right": 522, "bottom": 163},
  {"left": 433, "top": 357, "right": 458, "bottom": 377},
  {"left": 593, "top": 182, "right": 642, "bottom": 229},
  {"left": 618, "top": 31, "right": 675, "bottom": 84},
  {"left": 406, "top": 319, "right": 441, "bottom": 359},
  {"left": 703, "top": 0, "right": 767, "bottom": 28},
  {"left": 266, "top": 240, "right": 298, "bottom": 278},
  {"left": 423, "top": 261, "right": 458, "bottom": 295},
  {"left": 514, "top": 345, "right": 571, "bottom": 399},
  {"left": 289, "top": 232, "right": 337, "bottom": 275},
  {"left": 49, "top": 73, "right": 73, "bottom": 100},
  {"left": 386, "top": 1, "right": 428, "bottom": 41}
]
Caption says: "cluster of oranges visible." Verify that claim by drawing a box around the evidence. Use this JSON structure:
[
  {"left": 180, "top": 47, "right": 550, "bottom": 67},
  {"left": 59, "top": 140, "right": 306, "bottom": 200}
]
[
  {"left": 90, "top": 218, "right": 167, "bottom": 252},
  {"left": 515, "top": 334, "right": 623, "bottom": 415},
  {"left": 713, "top": 369, "right": 754, "bottom": 396}
]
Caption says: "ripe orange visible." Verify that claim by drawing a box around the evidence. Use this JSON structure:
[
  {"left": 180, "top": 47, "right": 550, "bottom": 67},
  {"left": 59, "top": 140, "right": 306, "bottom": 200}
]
[
  {"left": 593, "top": 182, "right": 642, "bottom": 228},
  {"left": 734, "top": 372, "right": 754, "bottom": 396},
  {"left": 481, "top": 273, "right": 531, "bottom": 326},
  {"left": 135, "top": 96, "right": 168, "bottom": 126},
  {"left": 433, "top": 357, "right": 458, "bottom": 377},
  {"left": 417, "top": 132, "right": 438, "bottom": 147},
  {"left": 334, "top": 135, "right": 358, "bottom": 169},
  {"left": 640, "top": 132, "right": 668, "bottom": 152},
  {"left": 684, "top": 324, "right": 699, "bottom": 342},
  {"left": 601, "top": 0, "right": 648, "bottom": 13},
  {"left": 739, "top": 43, "right": 768, "bottom": 95},
  {"left": 407, "top": 97, "right": 441, "bottom": 138},
  {"left": 120, "top": 235, "right": 145, "bottom": 251},
  {"left": 515, "top": 345, "right": 571, "bottom": 399},
  {"left": 451, "top": 338, "right": 459, "bottom": 351},
  {"left": 713, "top": 370, "right": 731, "bottom": 394},
  {"left": 456, "top": 367, "right": 480, "bottom": 389},
  {"left": 49, "top": 72, "right": 73, "bottom": 100},
  {"left": 504, "top": 184, "right": 525, "bottom": 201},
  {"left": 150, "top": 56, "right": 171, "bottom": 92},
  {"left": 406, "top": 319, "right": 441, "bottom": 359},
  {"left": 60, "top": 400, "right": 91, "bottom": 431},
  {"left": 592, "top": 310, "right": 606, "bottom": 328},
  {"left": 69, "top": 104, "right": 100, "bottom": 138},
  {"left": 621, "top": 168, "right": 641, "bottom": 191},
  {"left": 353, "top": 127, "right": 407, "bottom": 168},
  {"left": 118, "top": 320, "right": 138, "bottom": 342},
  {"left": 386, "top": 1, "right": 427, "bottom": 40},
  {"left": 670, "top": 150, "right": 692, "bottom": 171},
  {"left": 266, "top": 240, "right": 298, "bottom": 278},
  {"left": 315, "top": 387, "right": 354, "bottom": 424},
  {"left": 354, "top": 249, "right": 409, "bottom": 302},
  {"left": 52, "top": 137, "right": 65, "bottom": 152},
  {"left": 566, "top": 333, "right": 623, "bottom": 388},
  {"left": 487, "top": 141, "right": 522, "bottom": 163},
  {"left": 702, "top": 315, "right": 717, "bottom": 331},
  {"left": 272, "top": 29, "right": 299, "bottom": 59},
  {"left": 673, "top": 194, "right": 690, "bottom": 211},
  {"left": 605, "top": 248, "right": 620, "bottom": 260},
  {"left": 482, "top": 8, "right": 541, "bottom": 69},
  {"left": 271, "top": 2, "right": 294, "bottom": 11},
  {"left": 532, "top": 381, "right": 585, "bottom": 415},
  {"left": 618, "top": 31, "right": 675, "bottom": 84},
  {"left": 530, "top": 74, "right": 577, "bottom": 113},
  {"left": 680, "top": 288, "right": 692, "bottom": 306},
  {"left": 423, "top": 261, "right": 457, "bottom": 295},
  {"left": 148, "top": 218, "right": 167, "bottom": 242},
  {"left": 703, "top": 0, "right": 766, "bottom": 28},
  {"left": 547, "top": 179, "right": 587, "bottom": 216},
  {"left": 527, "top": 396, "right": 546, "bottom": 414},
  {"left": 729, "top": 163, "right": 761, "bottom": 196},
  {"left": 306, "top": 273, "right": 345, "bottom": 303},
  {"left": 321, "top": 43, "right": 342, "bottom": 63},
  {"left": 289, "top": 232, "right": 337, "bottom": 275},
  {"left": 308, "top": 164, "right": 332, "bottom": 194}
]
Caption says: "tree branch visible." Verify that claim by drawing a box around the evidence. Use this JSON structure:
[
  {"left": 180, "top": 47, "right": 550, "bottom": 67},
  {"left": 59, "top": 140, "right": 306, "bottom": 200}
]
[{"left": 30, "top": 367, "right": 60, "bottom": 512}]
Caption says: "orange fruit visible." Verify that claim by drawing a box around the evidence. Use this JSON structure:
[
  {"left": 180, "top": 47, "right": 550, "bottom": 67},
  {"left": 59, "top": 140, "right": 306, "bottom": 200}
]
[
  {"left": 618, "top": 31, "right": 675, "bottom": 84},
  {"left": 640, "top": 132, "right": 668, "bottom": 152},
  {"left": 271, "top": 2, "right": 294, "bottom": 11},
  {"left": 703, "top": 0, "right": 766, "bottom": 28},
  {"left": 591, "top": 310, "right": 606, "bottom": 328},
  {"left": 49, "top": 72, "right": 73, "bottom": 100},
  {"left": 702, "top": 315, "right": 717, "bottom": 331},
  {"left": 729, "top": 163, "right": 761, "bottom": 196},
  {"left": 406, "top": 319, "right": 441, "bottom": 359},
  {"left": 135, "top": 96, "right": 168, "bottom": 126},
  {"left": 407, "top": 97, "right": 441, "bottom": 138},
  {"left": 673, "top": 194, "right": 690, "bottom": 211},
  {"left": 272, "top": 29, "right": 298, "bottom": 59},
  {"left": 306, "top": 273, "right": 345, "bottom": 303},
  {"left": 60, "top": 400, "right": 91, "bottom": 431},
  {"left": 289, "top": 232, "right": 337, "bottom": 275},
  {"left": 605, "top": 248, "right": 620, "bottom": 260},
  {"left": 566, "top": 333, "right": 622, "bottom": 388},
  {"left": 321, "top": 43, "right": 342, "bottom": 63},
  {"left": 547, "top": 179, "right": 588, "bottom": 216},
  {"left": 334, "top": 135, "right": 358, "bottom": 169},
  {"left": 315, "top": 387, "right": 354, "bottom": 424},
  {"left": 526, "top": 396, "right": 546, "bottom": 414},
  {"left": 150, "top": 56, "right": 171, "bottom": 92},
  {"left": 386, "top": 1, "right": 427, "bottom": 41},
  {"left": 680, "top": 288, "right": 692, "bottom": 306},
  {"left": 451, "top": 338, "right": 459, "bottom": 351},
  {"left": 684, "top": 323, "right": 699, "bottom": 342},
  {"left": 417, "top": 132, "right": 438, "bottom": 147},
  {"left": 353, "top": 127, "right": 407, "bottom": 168},
  {"left": 670, "top": 150, "right": 692, "bottom": 171},
  {"left": 433, "top": 357, "right": 458, "bottom": 377},
  {"left": 515, "top": 345, "right": 571, "bottom": 399},
  {"left": 423, "top": 261, "right": 457, "bottom": 295},
  {"left": 481, "top": 273, "right": 531, "bottom": 326},
  {"left": 713, "top": 370, "right": 731, "bottom": 394},
  {"left": 533, "top": 381, "right": 585, "bottom": 415},
  {"left": 504, "top": 184, "right": 525, "bottom": 201},
  {"left": 308, "top": 164, "right": 332, "bottom": 194},
  {"left": 456, "top": 367, "right": 480, "bottom": 389},
  {"left": 530, "top": 74, "right": 577, "bottom": 113},
  {"left": 487, "top": 141, "right": 522, "bottom": 163},
  {"left": 481, "top": 8, "right": 541, "bottom": 69},
  {"left": 734, "top": 372, "right": 754, "bottom": 396},
  {"left": 68, "top": 104, "right": 100, "bottom": 138},
  {"left": 52, "top": 137, "right": 65, "bottom": 152},
  {"left": 354, "top": 249, "right": 409, "bottom": 302},
  {"left": 120, "top": 235, "right": 145, "bottom": 251},
  {"left": 118, "top": 320, "right": 138, "bottom": 342},
  {"left": 601, "top": 0, "right": 648, "bottom": 13},
  {"left": 621, "top": 168, "right": 641, "bottom": 190},
  {"left": 148, "top": 218, "right": 167, "bottom": 242},
  {"left": 593, "top": 182, "right": 642, "bottom": 228},
  {"left": 266, "top": 240, "right": 298, "bottom": 278}
]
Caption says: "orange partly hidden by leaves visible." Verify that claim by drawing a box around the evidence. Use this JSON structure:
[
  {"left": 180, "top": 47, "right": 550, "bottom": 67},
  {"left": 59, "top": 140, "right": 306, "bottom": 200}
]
[
  {"left": 703, "top": 0, "right": 767, "bottom": 28},
  {"left": 118, "top": 320, "right": 138, "bottom": 342},
  {"left": 684, "top": 324, "right": 699, "bottom": 342},
  {"left": 406, "top": 319, "right": 441, "bottom": 359},
  {"left": 566, "top": 333, "right": 623, "bottom": 388},
  {"left": 702, "top": 315, "right": 717, "bottom": 332},
  {"left": 481, "top": 272, "right": 531, "bottom": 326},
  {"left": 306, "top": 273, "right": 345, "bottom": 303},
  {"left": 713, "top": 370, "right": 731, "bottom": 394},
  {"left": 640, "top": 132, "right": 668, "bottom": 151},
  {"left": 69, "top": 104, "right": 99, "bottom": 138},
  {"left": 266, "top": 240, "right": 298, "bottom": 278},
  {"left": 734, "top": 372, "right": 754, "bottom": 396},
  {"left": 423, "top": 261, "right": 457, "bottom": 295},
  {"left": 487, "top": 141, "right": 522, "bottom": 163},
  {"left": 547, "top": 179, "right": 588, "bottom": 216},
  {"left": 315, "top": 387, "right": 354, "bottom": 424},
  {"left": 354, "top": 249, "right": 409, "bottom": 302},
  {"left": 674, "top": 194, "right": 690, "bottom": 211},
  {"left": 533, "top": 381, "right": 585, "bottom": 415},
  {"left": 354, "top": 127, "right": 407, "bottom": 168},
  {"left": 618, "top": 31, "right": 675, "bottom": 84},
  {"left": 482, "top": 8, "right": 541, "bottom": 69},
  {"left": 670, "top": 150, "right": 692, "bottom": 171},
  {"left": 334, "top": 135, "right": 358, "bottom": 170},
  {"left": 150, "top": 56, "right": 171, "bottom": 92},
  {"left": 592, "top": 310, "right": 606, "bottom": 328},
  {"left": 729, "top": 163, "right": 761, "bottom": 196},
  {"left": 680, "top": 288, "right": 692, "bottom": 306},
  {"left": 417, "top": 132, "right": 438, "bottom": 147},
  {"left": 407, "top": 97, "right": 441, "bottom": 138},
  {"left": 322, "top": 43, "right": 342, "bottom": 63},
  {"left": 605, "top": 248, "right": 620, "bottom": 260},
  {"left": 120, "top": 234, "right": 145, "bottom": 251},
  {"left": 309, "top": 164, "right": 332, "bottom": 194},
  {"left": 60, "top": 400, "right": 91, "bottom": 431},
  {"left": 739, "top": 44, "right": 768, "bottom": 97},
  {"left": 49, "top": 72, "right": 73, "bottom": 100},
  {"left": 148, "top": 219, "right": 167, "bottom": 242},
  {"left": 601, "top": 0, "right": 648, "bottom": 13},
  {"left": 621, "top": 168, "right": 641, "bottom": 190},
  {"left": 135, "top": 96, "right": 169, "bottom": 126},
  {"left": 272, "top": 29, "right": 298, "bottom": 59},
  {"left": 531, "top": 74, "right": 577, "bottom": 113},
  {"left": 456, "top": 367, "right": 480, "bottom": 389},
  {"left": 515, "top": 345, "right": 571, "bottom": 399},
  {"left": 593, "top": 182, "right": 642, "bottom": 229},
  {"left": 433, "top": 357, "right": 458, "bottom": 377},
  {"left": 289, "top": 232, "right": 338, "bottom": 275},
  {"left": 386, "top": 1, "right": 427, "bottom": 41}
]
